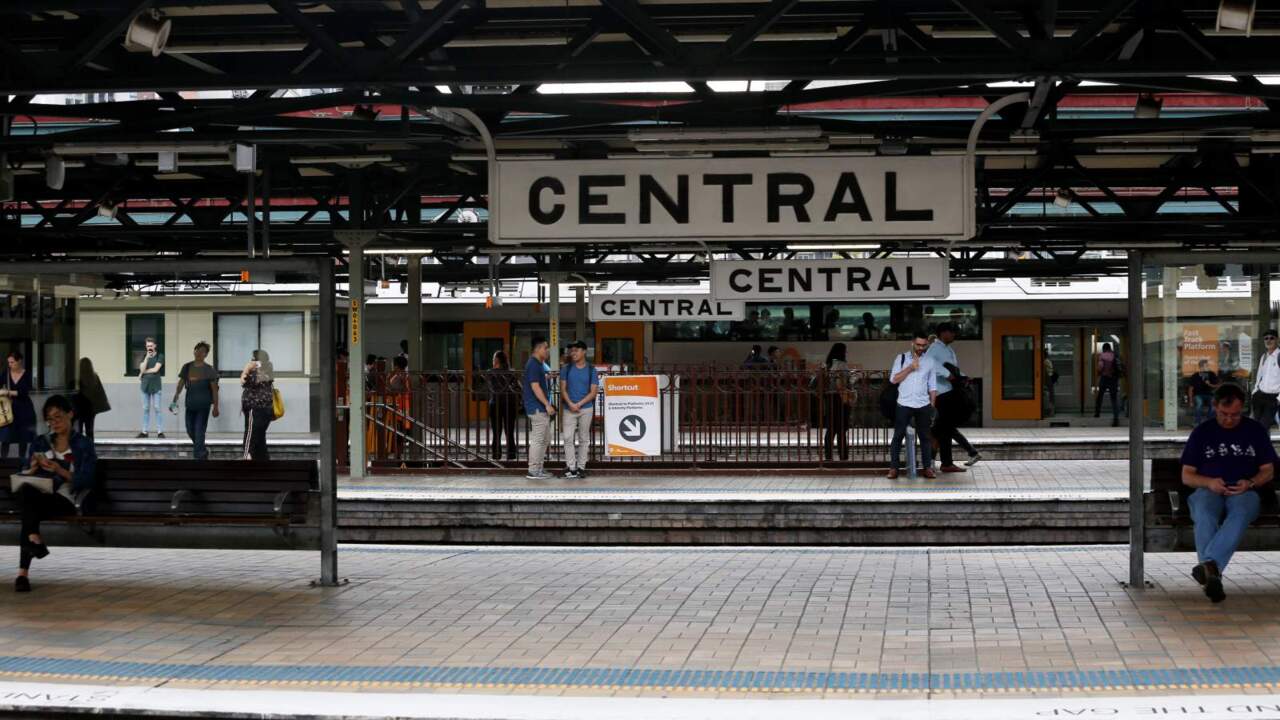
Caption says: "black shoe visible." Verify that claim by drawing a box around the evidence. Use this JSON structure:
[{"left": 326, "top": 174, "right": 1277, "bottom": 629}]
[
  {"left": 1203, "top": 560, "right": 1226, "bottom": 603},
  {"left": 14, "top": 576, "right": 29, "bottom": 593},
  {"left": 136, "top": 432, "right": 148, "bottom": 438},
  {"left": 22, "top": 538, "right": 49, "bottom": 560},
  {"left": 157, "top": 432, "right": 166, "bottom": 439},
  {"left": 561, "top": 468, "right": 579, "bottom": 479},
  {"left": 577, "top": 469, "right": 589, "bottom": 480},
  {"left": 1192, "top": 563, "right": 1207, "bottom": 586}
]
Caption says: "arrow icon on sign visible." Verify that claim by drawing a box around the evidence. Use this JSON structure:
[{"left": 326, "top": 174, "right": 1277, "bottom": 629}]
[{"left": 619, "top": 415, "right": 646, "bottom": 441}]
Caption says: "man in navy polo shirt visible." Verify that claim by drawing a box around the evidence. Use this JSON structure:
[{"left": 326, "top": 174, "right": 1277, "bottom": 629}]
[
  {"left": 559, "top": 340, "right": 599, "bottom": 479},
  {"left": 1181, "top": 383, "right": 1277, "bottom": 602},
  {"left": 523, "top": 339, "right": 556, "bottom": 480}
]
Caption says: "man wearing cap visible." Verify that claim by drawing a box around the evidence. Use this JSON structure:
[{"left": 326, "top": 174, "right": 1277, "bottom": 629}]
[
  {"left": 559, "top": 340, "right": 599, "bottom": 479},
  {"left": 1251, "top": 329, "right": 1280, "bottom": 429}
]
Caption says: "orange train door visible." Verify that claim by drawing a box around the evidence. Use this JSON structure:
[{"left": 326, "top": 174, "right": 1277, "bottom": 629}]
[
  {"left": 464, "top": 321, "right": 511, "bottom": 421},
  {"left": 594, "top": 322, "right": 644, "bottom": 370},
  {"left": 991, "top": 318, "right": 1042, "bottom": 421}
]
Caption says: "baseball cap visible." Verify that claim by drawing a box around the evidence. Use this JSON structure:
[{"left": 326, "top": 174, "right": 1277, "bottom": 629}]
[{"left": 568, "top": 340, "right": 588, "bottom": 350}]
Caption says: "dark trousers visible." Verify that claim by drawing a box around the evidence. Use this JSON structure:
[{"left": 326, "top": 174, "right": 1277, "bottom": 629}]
[
  {"left": 16, "top": 485, "right": 73, "bottom": 570},
  {"left": 489, "top": 399, "right": 517, "bottom": 460},
  {"left": 934, "top": 391, "right": 976, "bottom": 465},
  {"left": 76, "top": 414, "right": 96, "bottom": 443},
  {"left": 0, "top": 442, "right": 27, "bottom": 460},
  {"left": 1095, "top": 376, "right": 1120, "bottom": 419},
  {"left": 823, "top": 396, "right": 849, "bottom": 461},
  {"left": 243, "top": 407, "right": 272, "bottom": 460},
  {"left": 890, "top": 404, "right": 934, "bottom": 472},
  {"left": 1252, "top": 391, "right": 1278, "bottom": 429},
  {"left": 186, "top": 407, "right": 211, "bottom": 460}
]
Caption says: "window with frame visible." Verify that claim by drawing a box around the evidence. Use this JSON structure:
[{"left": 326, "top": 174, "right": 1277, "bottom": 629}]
[
  {"left": 824, "top": 304, "right": 892, "bottom": 341},
  {"left": 125, "top": 314, "right": 165, "bottom": 377},
  {"left": 214, "top": 312, "right": 304, "bottom": 375}
]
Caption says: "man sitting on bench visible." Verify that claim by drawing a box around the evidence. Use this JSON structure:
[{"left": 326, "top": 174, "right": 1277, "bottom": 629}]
[{"left": 1181, "top": 383, "right": 1276, "bottom": 602}]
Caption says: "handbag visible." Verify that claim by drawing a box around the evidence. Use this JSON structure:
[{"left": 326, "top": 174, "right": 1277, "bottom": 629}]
[
  {"left": 0, "top": 374, "right": 14, "bottom": 429},
  {"left": 271, "top": 388, "right": 285, "bottom": 420}
]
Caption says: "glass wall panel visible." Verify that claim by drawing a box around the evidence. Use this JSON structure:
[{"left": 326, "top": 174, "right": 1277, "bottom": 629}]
[{"left": 1001, "top": 335, "right": 1036, "bottom": 400}]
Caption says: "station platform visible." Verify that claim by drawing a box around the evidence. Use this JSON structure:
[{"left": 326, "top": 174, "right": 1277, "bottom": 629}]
[{"left": 1, "top": 544, "right": 1280, "bottom": 718}]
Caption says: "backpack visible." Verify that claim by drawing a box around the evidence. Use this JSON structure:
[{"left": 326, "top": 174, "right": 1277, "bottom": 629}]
[{"left": 878, "top": 353, "right": 909, "bottom": 420}]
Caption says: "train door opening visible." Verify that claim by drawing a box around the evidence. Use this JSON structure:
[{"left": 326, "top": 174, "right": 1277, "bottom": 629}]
[
  {"left": 464, "top": 321, "right": 510, "bottom": 421},
  {"left": 1043, "top": 322, "right": 1126, "bottom": 421},
  {"left": 991, "top": 318, "right": 1042, "bottom": 421}
]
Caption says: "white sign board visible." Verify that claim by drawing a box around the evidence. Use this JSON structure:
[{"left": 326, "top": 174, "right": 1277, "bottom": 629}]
[
  {"left": 711, "top": 258, "right": 949, "bottom": 301},
  {"left": 603, "top": 375, "right": 661, "bottom": 457},
  {"left": 590, "top": 294, "right": 745, "bottom": 322},
  {"left": 494, "top": 156, "right": 973, "bottom": 243}
]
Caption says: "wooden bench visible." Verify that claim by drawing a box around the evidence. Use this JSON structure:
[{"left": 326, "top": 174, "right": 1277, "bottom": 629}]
[
  {"left": 1144, "top": 457, "right": 1280, "bottom": 552},
  {"left": 0, "top": 459, "right": 320, "bottom": 551}
]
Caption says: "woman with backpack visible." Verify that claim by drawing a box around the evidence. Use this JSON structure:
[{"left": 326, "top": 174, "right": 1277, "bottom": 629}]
[{"left": 821, "top": 343, "right": 852, "bottom": 461}]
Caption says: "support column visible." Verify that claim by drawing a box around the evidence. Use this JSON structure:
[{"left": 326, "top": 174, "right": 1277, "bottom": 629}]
[
  {"left": 548, "top": 274, "right": 561, "bottom": 356},
  {"left": 337, "top": 230, "right": 374, "bottom": 481},
  {"left": 575, "top": 286, "right": 586, "bottom": 343},
  {"left": 408, "top": 255, "right": 424, "bottom": 372},
  {"left": 1260, "top": 265, "right": 1272, "bottom": 348},
  {"left": 1128, "top": 251, "right": 1146, "bottom": 588},
  {"left": 1161, "top": 267, "right": 1179, "bottom": 431},
  {"left": 317, "top": 257, "right": 341, "bottom": 586}
]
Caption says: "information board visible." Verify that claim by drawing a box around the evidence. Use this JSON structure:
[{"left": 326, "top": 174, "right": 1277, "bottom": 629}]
[{"left": 603, "top": 375, "right": 661, "bottom": 458}]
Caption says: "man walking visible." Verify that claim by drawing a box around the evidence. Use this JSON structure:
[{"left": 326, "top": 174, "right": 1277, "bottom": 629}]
[
  {"left": 171, "top": 341, "right": 220, "bottom": 460},
  {"left": 1181, "top": 383, "right": 1275, "bottom": 602},
  {"left": 137, "top": 336, "right": 164, "bottom": 438},
  {"left": 1094, "top": 342, "right": 1122, "bottom": 426},
  {"left": 925, "top": 322, "right": 981, "bottom": 473},
  {"left": 559, "top": 340, "right": 598, "bottom": 479},
  {"left": 523, "top": 339, "right": 556, "bottom": 480},
  {"left": 887, "top": 332, "right": 939, "bottom": 480},
  {"left": 1251, "top": 329, "right": 1280, "bottom": 429}
]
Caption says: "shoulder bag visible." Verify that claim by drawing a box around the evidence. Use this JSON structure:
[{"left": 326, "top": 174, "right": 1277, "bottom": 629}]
[
  {"left": 271, "top": 387, "right": 285, "bottom": 420},
  {"left": 878, "top": 353, "right": 907, "bottom": 421},
  {"left": 0, "top": 373, "right": 14, "bottom": 429}
]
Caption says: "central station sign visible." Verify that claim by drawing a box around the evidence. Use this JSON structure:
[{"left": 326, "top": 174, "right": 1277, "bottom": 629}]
[
  {"left": 493, "top": 156, "right": 973, "bottom": 243},
  {"left": 589, "top": 294, "right": 745, "bottom": 322},
  {"left": 711, "top": 258, "right": 950, "bottom": 300}
]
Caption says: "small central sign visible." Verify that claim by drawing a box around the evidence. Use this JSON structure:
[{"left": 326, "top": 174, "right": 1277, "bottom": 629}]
[
  {"left": 711, "top": 258, "right": 949, "bottom": 301},
  {"left": 589, "top": 294, "right": 745, "bottom": 322}
]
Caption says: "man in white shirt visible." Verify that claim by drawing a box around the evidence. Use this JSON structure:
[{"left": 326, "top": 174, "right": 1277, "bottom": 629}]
[
  {"left": 1252, "top": 329, "right": 1280, "bottom": 429},
  {"left": 925, "top": 323, "right": 981, "bottom": 472},
  {"left": 887, "top": 332, "right": 939, "bottom": 479}
]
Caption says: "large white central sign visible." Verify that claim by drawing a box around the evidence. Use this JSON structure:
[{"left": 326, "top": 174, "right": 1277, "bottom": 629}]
[
  {"left": 493, "top": 156, "right": 973, "bottom": 243},
  {"left": 711, "top": 258, "right": 950, "bottom": 300}
]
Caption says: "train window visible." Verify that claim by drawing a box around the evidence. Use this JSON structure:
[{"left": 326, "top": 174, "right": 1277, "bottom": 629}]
[
  {"left": 214, "top": 312, "right": 305, "bottom": 375},
  {"left": 737, "top": 304, "right": 810, "bottom": 341},
  {"left": 1001, "top": 335, "right": 1036, "bottom": 400},
  {"left": 921, "top": 303, "right": 981, "bottom": 339},
  {"left": 124, "top": 313, "right": 165, "bottom": 377},
  {"left": 824, "top": 305, "right": 891, "bottom": 341}
]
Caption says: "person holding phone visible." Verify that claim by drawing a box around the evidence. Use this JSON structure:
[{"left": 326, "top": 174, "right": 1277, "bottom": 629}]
[
  {"left": 1181, "top": 383, "right": 1277, "bottom": 603},
  {"left": 240, "top": 349, "right": 274, "bottom": 461},
  {"left": 137, "top": 337, "right": 164, "bottom": 438}
]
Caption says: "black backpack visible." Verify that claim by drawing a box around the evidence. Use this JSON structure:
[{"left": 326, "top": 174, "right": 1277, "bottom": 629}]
[{"left": 878, "top": 353, "right": 909, "bottom": 420}]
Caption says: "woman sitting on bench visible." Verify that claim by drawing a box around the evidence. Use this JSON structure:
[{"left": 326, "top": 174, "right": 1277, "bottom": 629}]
[{"left": 14, "top": 395, "right": 97, "bottom": 593}]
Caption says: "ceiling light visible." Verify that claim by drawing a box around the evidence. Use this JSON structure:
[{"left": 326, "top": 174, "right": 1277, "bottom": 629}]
[
  {"left": 786, "top": 243, "right": 881, "bottom": 251},
  {"left": 53, "top": 142, "right": 231, "bottom": 155},
  {"left": 607, "top": 152, "right": 713, "bottom": 159},
  {"left": 1218, "top": 0, "right": 1256, "bottom": 33},
  {"left": 628, "top": 126, "right": 824, "bottom": 143},
  {"left": 1053, "top": 188, "right": 1072, "bottom": 208},
  {"left": 1134, "top": 93, "right": 1163, "bottom": 119},
  {"left": 635, "top": 139, "right": 829, "bottom": 153},
  {"left": 771, "top": 149, "right": 875, "bottom": 157},
  {"left": 97, "top": 201, "right": 119, "bottom": 219},
  {"left": 448, "top": 162, "right": 478, "bottom": 175},
  {"left": 289, "top": 155, "right": 392, "bottom": 166},
  {"left": 124, "top": 9, "right": 172, "bottom": 56},
  {"left": 157, "top": 151, "right": 177, "bottom": 173},
  {"left": 45, "top": 156, "right": 65, "bottom": 191},
  {"left": 1095, "top": 146, "right": 1197, "bottom": 153},
  {"left": 342, "top": 248, "right": 435, "bottom": 255},
  {"left": 450, "top": 153, "right": 556, "bottom": 161}
]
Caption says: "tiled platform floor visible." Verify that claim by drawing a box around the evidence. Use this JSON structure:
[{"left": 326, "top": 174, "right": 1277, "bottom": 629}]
[
  {"left": 340, "top": 459, "right": 1133, "bottom": 500},
  {"left": 3, "top": 544, "right": 1280, "bottom": 698}
]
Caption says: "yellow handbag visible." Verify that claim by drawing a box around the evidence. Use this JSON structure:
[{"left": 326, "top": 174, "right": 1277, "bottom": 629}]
[
  {"left": 0, "top": 375, "right": 14, "bottom": 428},
  {"left": 271, "top": 388, "right": 285, "bottom": 420}
]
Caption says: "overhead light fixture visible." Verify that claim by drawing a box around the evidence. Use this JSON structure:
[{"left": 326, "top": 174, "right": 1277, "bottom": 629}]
[
  {"left": 786, "top": 243, "right": 881, "bottom": 251},
  {"left": 45, "top": 156, "right": 65, "bottom": 190},
  {"left": 124, "top": 9, "right": 172, "bottom": 56},
  {"left": 289, "top": 155, "right": 392, "bottom": 166},
  {"left": 1134, "top": 93, "right": 1163, "bottom": 119},
  {"left": 606, "top": 152, "right": 713, "bottom": 159},
  {"left": 448, "top": 162, "right": 478, "bottom": 175},
  {"left": 97, "top": 200, "right": 119, "bottom": 219},
  {"left": 351, "top": 104, "right": 380, "bottom": 122},
  {"left": 451, "top": 153, "right": 556, "bottom": 161},
  {"left": 1218, "top": 0, "right": 1256, "bottom": 34},
  {"left": 771, "top": 149, "right": 874, "bottom": 157},
  {"left": 628, "top": 126, "right": 823, "bottom": 143},
  {"left": 157, "top": 151, "right": 177, "bottom": 173},
  {"left": 53, "top": 142, "right": 231, "bottom": 156},
  {"left": 233, "top": 143, "right": 256, "bottom": 173},
  {"left": 1053, "top": 188, "right": 1073, "bottom": 208},
  {"left": 1095, "top": 145, "right": 1197, "bottom": 153},
  {"left": 634, "top": 139, "right": 829, "bottom": 153},
  {"left": 342, "top": 248, "right": 435, "bottom": 255}
]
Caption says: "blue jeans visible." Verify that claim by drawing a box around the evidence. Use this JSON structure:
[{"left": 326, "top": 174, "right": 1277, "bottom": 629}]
[
  {"left": 185, "top": 406, "right": 211, "bottom": 460},
  {"left": 1193, "top": 394, "right": 1213, "bottom": 426},
  {"left": 1189, "top": 487, "right": 1261, "bottom": 571},
  {"left": 890, "top": 404, "right": 934, "bottom": 472},
  {"left": 140, "top": 390, "right": 163, "bottom": 434}
]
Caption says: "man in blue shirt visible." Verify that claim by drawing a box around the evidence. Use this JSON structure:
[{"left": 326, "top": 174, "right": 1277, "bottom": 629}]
[
  {"left": 925, "top": 323, "right": 981, "bottom": 472},
  {"left": 1181, "top": 383, "right": 1277, "bottom": 602},
  {"left": 523, "top": 339, "right": 556, "bottom": 480},
  {"left": 887, "top": 332, "right": 939, "bottom": 479},
  {"left": 559, "top": 340, "right": 599, "bottom": 479}
]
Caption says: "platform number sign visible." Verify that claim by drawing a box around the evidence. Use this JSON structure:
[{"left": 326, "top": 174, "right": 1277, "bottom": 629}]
[
  {"left": 603, "top": 376, "right": 661, "bottom": 457},
  {"left": 349, "top": 299, "right": 360, "bottom": 344}
]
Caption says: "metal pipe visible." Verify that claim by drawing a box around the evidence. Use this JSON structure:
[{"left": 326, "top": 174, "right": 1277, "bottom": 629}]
[
  {"left": 262, "top": 162, "right": 271, "bottom": 259},
  {"left": 246, "top": 169, "right": 256, "bottom": 259},
  {"left": 441, "top": 108, "right": 497, "bottom": 245},
  {"left": 1128, "top": 250, "right": 1146, "bottom": 589},
  {"left": 317, "top": 256, "right": 339, "bottom": 586}
]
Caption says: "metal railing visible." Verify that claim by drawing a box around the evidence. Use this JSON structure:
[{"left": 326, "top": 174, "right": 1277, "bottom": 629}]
[{"left": 358, "top": 365, "right": 903, "bottom": 469}]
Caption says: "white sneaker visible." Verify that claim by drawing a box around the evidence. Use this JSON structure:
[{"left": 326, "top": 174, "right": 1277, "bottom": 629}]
[{"left": 966, "top": 452, "right": 982, "bottom": 467}]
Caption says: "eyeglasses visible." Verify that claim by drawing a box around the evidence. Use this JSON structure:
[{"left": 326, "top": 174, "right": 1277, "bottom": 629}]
[
  {"left": 912, "top": 343, "right": 929, "bottom": 350},
  {"left": 1267, "top": 337, "right": 1278, "bottom": 342}
]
